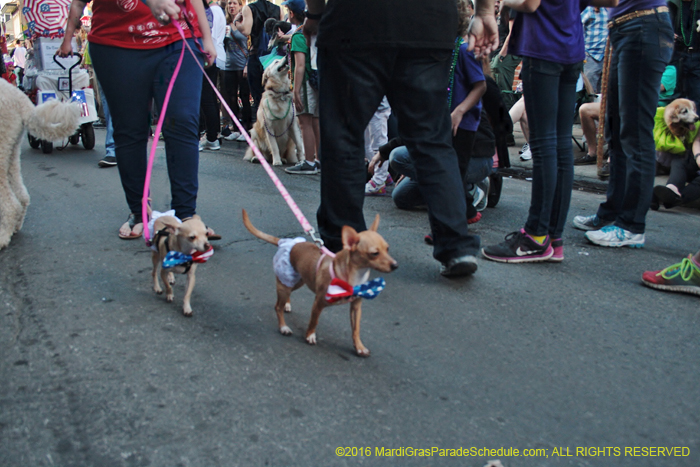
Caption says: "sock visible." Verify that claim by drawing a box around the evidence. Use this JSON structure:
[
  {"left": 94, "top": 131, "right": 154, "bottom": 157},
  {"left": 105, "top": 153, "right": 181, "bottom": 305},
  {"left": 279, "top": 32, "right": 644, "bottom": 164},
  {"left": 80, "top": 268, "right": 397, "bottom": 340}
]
[{"left": 531, "top": 235, "right": 547, "bottom": 245}]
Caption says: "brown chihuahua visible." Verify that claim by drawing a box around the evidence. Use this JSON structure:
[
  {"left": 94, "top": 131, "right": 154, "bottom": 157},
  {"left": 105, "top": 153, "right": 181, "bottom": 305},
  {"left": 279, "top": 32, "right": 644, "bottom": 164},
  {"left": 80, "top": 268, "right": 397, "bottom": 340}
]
[
  {"left": 151, "top": 215, "right": 211, "bottom": 317},
  {"left": 242, "top": 209, "right": 398, "bottom": 356}
]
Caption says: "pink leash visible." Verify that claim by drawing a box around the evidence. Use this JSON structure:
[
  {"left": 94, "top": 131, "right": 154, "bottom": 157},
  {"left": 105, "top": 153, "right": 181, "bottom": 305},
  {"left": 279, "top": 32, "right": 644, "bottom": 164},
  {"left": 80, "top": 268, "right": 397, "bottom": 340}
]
[{"left": 141, "top": 20, "right": 334, "bottom": 257}]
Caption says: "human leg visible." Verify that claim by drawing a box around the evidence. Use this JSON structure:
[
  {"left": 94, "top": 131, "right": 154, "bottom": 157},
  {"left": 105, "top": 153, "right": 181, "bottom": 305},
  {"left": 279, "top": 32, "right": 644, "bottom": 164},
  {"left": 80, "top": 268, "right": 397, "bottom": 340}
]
[
  {"left": 90, "top": 43, "right": 156, "bottom": 225},
  {"left": 387, "top": 48, "right": 480, "bottom": 264},
  {"left": 574, "top": 102, "right": 600, "bottom": 165},
  {"left": 247, "top": 57, "right": 264, "bottom": 118},
  {"left": 316, "top": 47, "right": 387, "bottom": 251},
  {"left": 154, "top": 39, "right": 205, "bottom": 220},
  {"left": 200, "top": 64, "right": 220, "bottom": 144},
  {"left": 597, "top": 14, "right": 674, "bottom": 234},
  {"left": 522, "top": 57, "right": 579, "bottom": 238}
]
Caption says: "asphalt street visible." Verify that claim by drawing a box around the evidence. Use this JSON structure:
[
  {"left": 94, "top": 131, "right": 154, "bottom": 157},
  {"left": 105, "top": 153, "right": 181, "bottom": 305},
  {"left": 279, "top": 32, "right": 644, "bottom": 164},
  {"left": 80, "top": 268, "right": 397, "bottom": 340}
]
[{"left": 1, "top": 131, "right": 698, "bottom": 467}]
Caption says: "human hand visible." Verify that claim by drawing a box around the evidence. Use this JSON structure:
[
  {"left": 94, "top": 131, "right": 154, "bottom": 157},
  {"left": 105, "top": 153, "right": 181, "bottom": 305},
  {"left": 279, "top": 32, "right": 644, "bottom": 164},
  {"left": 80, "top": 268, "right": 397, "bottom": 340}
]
[
  {"left": 145, "top": 0, "right": 182, "bottom": 24},
  {"left": 57, "top": 38, "right": 73, "bottom": 57},
  {"left": 202, "top": 37, "right": 217, "bottom": 67},
  {"left": 368, "top": 152, "right": 385, "bottom": 175},
  {"left": 466, "top": 14, "right": 499, "bottom": 58},
  {"left": 293, "top": 89, "right": 303, "bottom": 112},
  {"left": 451, "top": 109, "right": 465, "bottom": 136},
  {"left": 243, "top": 65, "right": 248, "bottom": 78}
]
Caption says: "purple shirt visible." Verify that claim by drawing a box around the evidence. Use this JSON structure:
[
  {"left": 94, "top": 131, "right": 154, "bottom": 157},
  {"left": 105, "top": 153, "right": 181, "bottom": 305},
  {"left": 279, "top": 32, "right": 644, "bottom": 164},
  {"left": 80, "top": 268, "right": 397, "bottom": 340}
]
[
  {"left": 610, "top": 0, "right": 666, "bottom": 19},
  {"left": 509, "top": 0, "right": 590, "bottom": 65},
  {"left": 451, "top": 44, "right": 484, "bottom": 132}
]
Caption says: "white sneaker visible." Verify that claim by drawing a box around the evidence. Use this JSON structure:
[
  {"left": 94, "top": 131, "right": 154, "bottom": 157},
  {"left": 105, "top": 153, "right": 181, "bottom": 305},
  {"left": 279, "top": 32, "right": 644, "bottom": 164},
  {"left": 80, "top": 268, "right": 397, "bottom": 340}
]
[
  {"left": 224, "top": 131, "right": 241, "bottom": 141},
  {"left": 199, "top": 138, "right": 221, "bottom": 151},
  {"left": 519, "top": 144, "right": 532, "bottom": 161},
  {"left": 470, "top": 186, "right": 485, "bottom": 211},
  {"left": 585, "top": 225, "right": 645, "bottom": 248},
  {"left": 475, "top": 177, "right": 490, "bottom": 212},
  {"left": 236, "top": 133, "right": 247, "bottom": 142}
]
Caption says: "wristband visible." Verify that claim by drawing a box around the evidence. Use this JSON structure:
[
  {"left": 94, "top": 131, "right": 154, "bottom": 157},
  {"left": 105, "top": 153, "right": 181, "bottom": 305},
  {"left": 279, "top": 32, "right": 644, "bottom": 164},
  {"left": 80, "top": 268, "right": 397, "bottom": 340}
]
[{"left": 305, "top": 10, "right": 322, "bottom": 20}]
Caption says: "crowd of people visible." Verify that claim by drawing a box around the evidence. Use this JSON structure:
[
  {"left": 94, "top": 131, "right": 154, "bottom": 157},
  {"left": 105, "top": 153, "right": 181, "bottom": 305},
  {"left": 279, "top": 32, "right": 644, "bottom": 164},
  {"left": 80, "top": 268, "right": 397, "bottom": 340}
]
[{"left": 8, "top": 0, "right": 698, "bottom": 298}]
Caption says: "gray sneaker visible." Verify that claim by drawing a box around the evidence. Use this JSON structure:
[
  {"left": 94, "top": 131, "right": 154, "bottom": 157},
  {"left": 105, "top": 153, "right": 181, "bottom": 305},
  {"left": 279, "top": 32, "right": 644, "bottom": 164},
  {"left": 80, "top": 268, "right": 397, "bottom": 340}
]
[
  {"left": 572, "top": 214, "right": 612, "bottom": 231},
  {"left": 284, "top": 161, "right": 319, "bottom": 175},
  {"left": 199, "top": 138, "right": 221, "bottom": 151},
  {"left": 98, "top": 155, "right": 117, "bottom": 167}
]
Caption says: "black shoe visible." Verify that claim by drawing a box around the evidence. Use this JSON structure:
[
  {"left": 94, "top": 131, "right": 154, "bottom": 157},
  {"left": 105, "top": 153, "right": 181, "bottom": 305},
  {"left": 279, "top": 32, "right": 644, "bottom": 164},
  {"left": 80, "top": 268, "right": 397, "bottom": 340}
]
[
  {"left": 98, "top": 155, "right": 117, "bottom": 167},
  {"left": 653, "top": 185, "right": 682, "bottom": 209},
  {"left": 506, "top": 133, "right": 516, "bottom": 147},
  {"left": 574, "top": 153, "right": 597, "bottom": 165},
  {"left": 598, "top": 162, "right": 610, "bottom": 180},
  {"left": 440, "top": 254, "right": 478, "bottom": 277}
]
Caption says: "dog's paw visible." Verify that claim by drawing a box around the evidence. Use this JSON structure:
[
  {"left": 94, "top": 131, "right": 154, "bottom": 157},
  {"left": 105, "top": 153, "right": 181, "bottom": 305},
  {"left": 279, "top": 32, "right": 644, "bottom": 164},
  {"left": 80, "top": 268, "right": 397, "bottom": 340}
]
[
  {"left": 166, "top": 293, "right": 174, "bottom": 303},
  {"left": 167, "top": 272, "right": 175, "bottom": 285},
  {"left": 182, "top": 307, "right": 193, "bottom": 317},
  {"left": 306, "top": 333, "right": 317, "bottom": 345},
  {"left": 154, "top": 284, "right": 163, "bottom": 295},
  {"left": 355, "top": 346, "right": 371, "bottom": 358},
  {"left": 272, "top": 160, "right": 283, "bottom": 167},
  {"left": 284, "top": 302, "right": 292, "bottom": 313},
  {"left": 279, "top": 325, "right": 293, "bottom": 336}
]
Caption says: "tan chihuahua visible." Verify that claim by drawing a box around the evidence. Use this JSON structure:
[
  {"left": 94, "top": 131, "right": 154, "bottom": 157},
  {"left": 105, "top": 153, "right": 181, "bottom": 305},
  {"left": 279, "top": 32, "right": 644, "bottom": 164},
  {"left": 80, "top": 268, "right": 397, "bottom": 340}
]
[
  {"left": 151, "top": 215, "right": 211, "bottom": 317},
  {"left": 242, "top": 209, "right": 398, "bottom": 356}
]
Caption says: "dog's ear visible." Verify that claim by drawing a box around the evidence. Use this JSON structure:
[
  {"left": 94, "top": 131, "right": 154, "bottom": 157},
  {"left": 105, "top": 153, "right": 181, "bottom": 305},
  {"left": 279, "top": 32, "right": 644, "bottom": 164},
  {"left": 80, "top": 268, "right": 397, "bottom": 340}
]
[
  {"left": 161, "top": 218, "right": 181, "bottom": 235},
  {"left": 369, "top": 214, "right": 380, "bottom": 232},
  {"left": 341, "top": 225, "right": 361, "bottom": 250},
  {"left": 264, "top": 17, "right": 276, "bottom": 35}
]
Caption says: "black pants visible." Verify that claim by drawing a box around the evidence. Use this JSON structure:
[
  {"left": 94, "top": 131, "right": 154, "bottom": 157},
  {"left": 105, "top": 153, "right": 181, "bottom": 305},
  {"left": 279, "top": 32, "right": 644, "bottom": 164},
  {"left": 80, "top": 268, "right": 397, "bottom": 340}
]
[
  {"left": 200, "top": 65, "right": 220, "bottom": 143},
  {"left": 317, "top": 46, "right": 480, "bottom": 261},
  {"left": 221, "top": 69, "right": 252, "bottom": 129},
  {"left": 247, "top": 55, "right": 263, "bottom": 119}
]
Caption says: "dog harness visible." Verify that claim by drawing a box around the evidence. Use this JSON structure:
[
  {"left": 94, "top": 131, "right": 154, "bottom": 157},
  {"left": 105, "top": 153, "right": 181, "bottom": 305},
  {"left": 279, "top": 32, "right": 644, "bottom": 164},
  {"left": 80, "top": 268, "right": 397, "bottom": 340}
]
[{"left": 262, "top": 93, "right": 296, "bottom": 138}]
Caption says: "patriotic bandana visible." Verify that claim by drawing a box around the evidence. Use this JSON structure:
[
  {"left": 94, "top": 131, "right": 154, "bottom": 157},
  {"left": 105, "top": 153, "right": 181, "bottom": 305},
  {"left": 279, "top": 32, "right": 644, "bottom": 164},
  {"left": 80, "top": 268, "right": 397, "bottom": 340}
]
[
  {"left": 162, "top": 247, "right": 214, "bottom": 269},
  {"left": 325, "top": 277, "right": 386, "bottom": 304}
]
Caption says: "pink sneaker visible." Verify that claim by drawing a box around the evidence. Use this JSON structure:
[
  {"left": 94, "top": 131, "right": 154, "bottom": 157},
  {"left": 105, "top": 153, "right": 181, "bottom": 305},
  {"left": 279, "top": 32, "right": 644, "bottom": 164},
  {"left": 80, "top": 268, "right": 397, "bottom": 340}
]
[{"left": 548, "top": 238, "right": 563, "bottom": 262}]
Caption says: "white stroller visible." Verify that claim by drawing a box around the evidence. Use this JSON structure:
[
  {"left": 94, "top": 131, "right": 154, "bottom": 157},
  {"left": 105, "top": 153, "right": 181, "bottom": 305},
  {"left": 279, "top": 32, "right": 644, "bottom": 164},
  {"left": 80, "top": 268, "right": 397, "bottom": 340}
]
[{"left": 26, "top": 53, "right": 98, "bottom": 154}]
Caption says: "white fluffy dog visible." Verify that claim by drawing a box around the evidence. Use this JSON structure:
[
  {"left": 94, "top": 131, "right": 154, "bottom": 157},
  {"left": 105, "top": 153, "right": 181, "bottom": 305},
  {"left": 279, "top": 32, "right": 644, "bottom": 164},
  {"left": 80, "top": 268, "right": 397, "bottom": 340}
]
[
  {"left": 244, "top": 58, "right": 303, "bottom": 166},
  {"left": 0, "top": 79, "right": 80, "bottom": 250}
]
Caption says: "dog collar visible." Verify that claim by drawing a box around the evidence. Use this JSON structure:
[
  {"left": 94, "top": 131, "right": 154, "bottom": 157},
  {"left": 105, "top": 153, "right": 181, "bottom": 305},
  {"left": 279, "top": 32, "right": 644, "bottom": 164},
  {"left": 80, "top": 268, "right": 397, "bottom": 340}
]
[{"left": 325, "top": 277, "right": 386, "bottom": 304}]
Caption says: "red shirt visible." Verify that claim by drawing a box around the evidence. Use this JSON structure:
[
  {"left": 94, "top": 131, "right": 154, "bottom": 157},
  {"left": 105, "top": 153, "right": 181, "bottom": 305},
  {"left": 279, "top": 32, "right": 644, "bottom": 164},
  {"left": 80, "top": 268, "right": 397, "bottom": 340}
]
[
  {"left": 2, "top": 71, "right": 16, "bottom": 86},
  {"left": 88, "top": 0, "right": 201, "bottom": 50}
]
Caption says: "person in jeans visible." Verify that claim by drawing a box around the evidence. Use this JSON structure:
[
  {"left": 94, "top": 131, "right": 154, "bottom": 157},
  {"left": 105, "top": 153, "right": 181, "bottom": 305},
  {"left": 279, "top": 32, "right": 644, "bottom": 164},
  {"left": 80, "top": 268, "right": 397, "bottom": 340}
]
[
  {"left": 482, "top": 0, "right": 615, "bottom": 264},
  {"left": 305, "top": 0, "right": 499, "bottom": 276},
  {"left": 61, "top": 0, "right": 217, "bottom": 240},
  {"left": 573, "top": 0, "right": 674, "bottom": 248}
]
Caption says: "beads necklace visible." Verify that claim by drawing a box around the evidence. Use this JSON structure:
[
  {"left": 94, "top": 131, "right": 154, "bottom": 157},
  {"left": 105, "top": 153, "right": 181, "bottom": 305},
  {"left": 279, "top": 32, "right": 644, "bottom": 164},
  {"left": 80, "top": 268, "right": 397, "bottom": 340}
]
[
  {"left": 447, "top": 37, "right": 464, "bottom": 109},
  {"left": 680, "top": 0, "right": 698, "bottom": 47}
]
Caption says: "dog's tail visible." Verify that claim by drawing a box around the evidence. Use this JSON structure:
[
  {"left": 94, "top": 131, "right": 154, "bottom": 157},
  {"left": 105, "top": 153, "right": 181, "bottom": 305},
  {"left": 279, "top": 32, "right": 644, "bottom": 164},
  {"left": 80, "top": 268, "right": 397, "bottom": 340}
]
[
  {"left": 241, "top": 209, "right": 280, "bottom": 246},
  {"left": 24, "top": 99, "right": 81, "bottom": 143}
]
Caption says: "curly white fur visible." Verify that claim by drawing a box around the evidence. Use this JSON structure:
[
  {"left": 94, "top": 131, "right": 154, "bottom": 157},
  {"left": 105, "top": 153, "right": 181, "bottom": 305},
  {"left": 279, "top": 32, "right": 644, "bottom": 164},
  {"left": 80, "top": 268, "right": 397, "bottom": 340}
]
[{"left": 0, "top": 79, "right": 80, "bottom": 250}]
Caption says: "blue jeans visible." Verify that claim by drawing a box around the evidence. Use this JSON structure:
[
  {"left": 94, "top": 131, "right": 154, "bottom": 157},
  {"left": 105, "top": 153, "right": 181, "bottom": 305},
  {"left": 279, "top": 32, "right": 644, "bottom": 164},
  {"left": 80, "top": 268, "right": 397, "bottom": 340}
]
[
  {"left": 97, "top": 80, "right": 114, "bottom": 158},
  {"left": 597, "top": 12, "right": 674, "bottom": 233},
  {"left": 671, "top": 49, "right": 700, "bottom": 111},
  {"left": 522, "top": 57, "right": 582, "bottom": 239},
  {"left": 317, "top": 47, "right": 480, "bottom": 262},
  {"left": 90, "top": 40, "right": 204, "bottom": 220},
  {"left": 390, "top": 146, "right": 492, "bottom": 211}
]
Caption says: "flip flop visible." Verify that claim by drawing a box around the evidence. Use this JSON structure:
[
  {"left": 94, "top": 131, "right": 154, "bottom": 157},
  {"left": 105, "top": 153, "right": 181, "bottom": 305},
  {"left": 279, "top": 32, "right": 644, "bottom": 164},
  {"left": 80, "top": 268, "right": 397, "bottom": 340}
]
[{"left": 118, "top": 213, "right": 143, "bottom": 240}]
